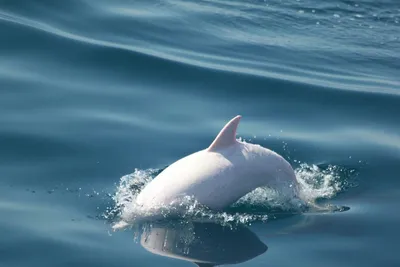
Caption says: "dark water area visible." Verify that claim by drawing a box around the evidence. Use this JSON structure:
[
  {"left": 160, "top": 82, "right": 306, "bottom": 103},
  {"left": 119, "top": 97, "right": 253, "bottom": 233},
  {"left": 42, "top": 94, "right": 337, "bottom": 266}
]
[{"left": 1, "top": 0, "right": 399, "bottom": 266}]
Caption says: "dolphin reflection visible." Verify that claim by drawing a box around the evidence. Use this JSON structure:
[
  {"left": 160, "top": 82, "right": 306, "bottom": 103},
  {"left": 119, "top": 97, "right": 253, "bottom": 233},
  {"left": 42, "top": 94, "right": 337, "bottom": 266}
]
[{"left": 140, "top": 221, "right": 268, "bottom": 266}]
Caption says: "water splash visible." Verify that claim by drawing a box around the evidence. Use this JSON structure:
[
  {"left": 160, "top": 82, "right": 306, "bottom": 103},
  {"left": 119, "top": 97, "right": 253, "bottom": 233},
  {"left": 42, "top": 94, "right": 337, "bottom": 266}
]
[
  {"left": 296, "top": 163, "right": 358, "bottom": 202},
  {"left": 106, "top": 162, "right": 357, "bottom": 229}
]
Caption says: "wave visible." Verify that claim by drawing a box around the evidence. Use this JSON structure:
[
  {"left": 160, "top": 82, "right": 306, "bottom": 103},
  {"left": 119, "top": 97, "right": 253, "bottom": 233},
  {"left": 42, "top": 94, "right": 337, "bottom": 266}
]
[{"left": 0, "top": 4, "right": 398, "bottom": 96}]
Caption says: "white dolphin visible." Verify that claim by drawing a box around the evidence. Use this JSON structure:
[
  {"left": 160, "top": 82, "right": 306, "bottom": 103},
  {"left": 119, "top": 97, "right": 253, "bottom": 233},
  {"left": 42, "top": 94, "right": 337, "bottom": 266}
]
[{"left": 117, "top": 115, "right": 300, "bottom": 226}]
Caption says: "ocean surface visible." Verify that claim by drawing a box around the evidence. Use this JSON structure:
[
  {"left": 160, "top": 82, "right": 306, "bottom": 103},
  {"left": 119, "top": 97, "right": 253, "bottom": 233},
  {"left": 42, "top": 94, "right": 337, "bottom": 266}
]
[{"left": 1, "top": 0, "right": 400, "bottom": 266}]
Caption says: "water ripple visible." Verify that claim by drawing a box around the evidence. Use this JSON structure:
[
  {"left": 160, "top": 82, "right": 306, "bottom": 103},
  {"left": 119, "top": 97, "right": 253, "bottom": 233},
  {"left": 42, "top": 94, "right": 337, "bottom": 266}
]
[{"left": 0, "top": 3, "right": 398, "bottom": 96}]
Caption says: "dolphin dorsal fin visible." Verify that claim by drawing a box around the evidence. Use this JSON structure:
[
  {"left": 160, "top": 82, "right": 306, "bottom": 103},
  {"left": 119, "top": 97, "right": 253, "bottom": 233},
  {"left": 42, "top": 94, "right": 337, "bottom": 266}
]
[{"left": 207, "top": 115, "right": 241, "bottom": 152}]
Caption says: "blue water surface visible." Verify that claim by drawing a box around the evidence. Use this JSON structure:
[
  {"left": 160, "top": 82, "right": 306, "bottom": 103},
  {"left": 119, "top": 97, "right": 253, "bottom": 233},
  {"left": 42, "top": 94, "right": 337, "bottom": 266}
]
[{"left": 1, "top": 0, "right": 399, "bottom": 266}]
